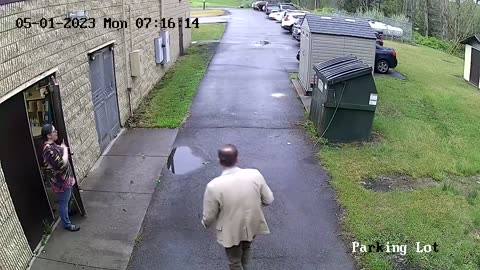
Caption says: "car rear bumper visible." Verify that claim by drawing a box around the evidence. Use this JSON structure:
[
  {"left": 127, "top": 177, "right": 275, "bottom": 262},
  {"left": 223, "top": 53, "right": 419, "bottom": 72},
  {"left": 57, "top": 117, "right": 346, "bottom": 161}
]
[{"left": 390, "top": 58, "right": 398, "bottom": 68}]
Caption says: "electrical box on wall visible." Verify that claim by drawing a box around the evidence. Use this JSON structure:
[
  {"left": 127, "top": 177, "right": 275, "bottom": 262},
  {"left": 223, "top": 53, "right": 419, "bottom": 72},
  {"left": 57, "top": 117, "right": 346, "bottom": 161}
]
[
  {"left": 154, "top": 37, "right": 164, "bottom": 64},
  {"left": 130, "top": 50, "right": 142, "bottom": 77},
  {"left": 161, "top": 31, "right": 170, "bottom": 64}
]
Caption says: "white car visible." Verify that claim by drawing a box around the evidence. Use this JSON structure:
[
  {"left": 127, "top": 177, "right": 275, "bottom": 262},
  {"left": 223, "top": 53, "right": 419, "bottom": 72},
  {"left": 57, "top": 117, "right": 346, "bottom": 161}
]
[
  {"left": 281, "top": 12, "right": 307, "bottom": 30},
  {"left": 268, "top": 10, "right": 285, "bottom": 21}
]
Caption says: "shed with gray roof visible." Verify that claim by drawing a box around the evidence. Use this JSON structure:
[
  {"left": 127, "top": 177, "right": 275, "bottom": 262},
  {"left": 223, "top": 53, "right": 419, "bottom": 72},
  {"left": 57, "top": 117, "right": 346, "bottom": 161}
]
[
  {"left": 460, "top": 34, "right": 480, "bottom": 88},
  {"left": 298, "top": 14, "right": 377, "bottom": 95}
]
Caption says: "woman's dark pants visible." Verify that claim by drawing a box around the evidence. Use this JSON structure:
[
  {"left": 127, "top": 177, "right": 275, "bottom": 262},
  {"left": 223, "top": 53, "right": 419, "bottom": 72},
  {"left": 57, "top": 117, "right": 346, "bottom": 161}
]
[{"left": 57, "top": 187, "right": 72, "bottom": 229}]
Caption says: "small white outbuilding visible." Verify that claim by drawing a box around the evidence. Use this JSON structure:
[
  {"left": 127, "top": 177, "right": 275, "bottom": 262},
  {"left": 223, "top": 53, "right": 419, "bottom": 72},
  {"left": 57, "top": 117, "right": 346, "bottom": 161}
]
[
  {"left": 298, "top": 14, "right": 377, "bottom": 95},
  {"left": 461, "top": 34, "right": 480, "bottom": 88}
]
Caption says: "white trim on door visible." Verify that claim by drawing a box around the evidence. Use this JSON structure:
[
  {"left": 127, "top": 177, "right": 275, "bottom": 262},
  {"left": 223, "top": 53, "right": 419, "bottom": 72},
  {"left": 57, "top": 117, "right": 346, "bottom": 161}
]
[
  {"left": 0, "top": 68, "right": 58, "bottom": 105},
  {"left": 87, "top": 40, "right": 116, "bottom": 55}
]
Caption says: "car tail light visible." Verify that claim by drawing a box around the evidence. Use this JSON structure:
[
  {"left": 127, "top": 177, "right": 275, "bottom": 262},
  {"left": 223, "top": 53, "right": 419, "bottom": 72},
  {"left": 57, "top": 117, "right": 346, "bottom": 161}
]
[
  {"left": 392, "top": 51, "right": 396, "bottom": 57},
  {"left": 284, "top": 17, "right": 289, "bottom": 21}
]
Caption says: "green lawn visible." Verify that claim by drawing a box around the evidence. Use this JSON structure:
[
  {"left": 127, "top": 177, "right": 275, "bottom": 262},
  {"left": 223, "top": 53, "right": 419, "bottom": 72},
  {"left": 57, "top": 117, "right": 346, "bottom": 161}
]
[
  {"left": 191, "top": 9, "right": 226, "bottom": 17},
  {"left": 317, "top": 41, "right": 480, "bottom": 269},
  {"left": 192, "top": 23, "right": 226, "bottom": 41},
  {"left": 189, "top": 0, "right": 242, "bottom": 7},
  {"left": 125, "top": 43, "right": 218, "bottom": 128}
]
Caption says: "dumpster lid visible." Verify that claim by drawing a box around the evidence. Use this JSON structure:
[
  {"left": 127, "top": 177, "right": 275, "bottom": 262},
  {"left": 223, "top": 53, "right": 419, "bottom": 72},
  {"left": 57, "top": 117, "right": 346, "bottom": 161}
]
[{"left": 313, "top": 56, "right": 372, "bottom": 85}]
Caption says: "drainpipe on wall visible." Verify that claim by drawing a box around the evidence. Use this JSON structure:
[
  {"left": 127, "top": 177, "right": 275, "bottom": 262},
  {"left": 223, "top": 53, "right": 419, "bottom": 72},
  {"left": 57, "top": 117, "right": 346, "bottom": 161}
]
[
  {"left": 122, "top": 0, "right": 133, "bottom": 117},
  {"left": 128, "top": 5, "right": 134, "bottom": 50},
  {"left": 159, "top": 0, "right": 164, "bottom": 32}
]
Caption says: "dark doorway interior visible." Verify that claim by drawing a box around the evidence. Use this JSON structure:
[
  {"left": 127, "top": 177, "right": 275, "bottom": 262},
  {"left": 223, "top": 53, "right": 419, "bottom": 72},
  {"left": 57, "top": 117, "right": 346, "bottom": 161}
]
[
  {"left": 0, "top": 91, "right": 54, "bottom": 251},
  {"left": 0, "top": 75, "right": 86, "bottom": 252}
]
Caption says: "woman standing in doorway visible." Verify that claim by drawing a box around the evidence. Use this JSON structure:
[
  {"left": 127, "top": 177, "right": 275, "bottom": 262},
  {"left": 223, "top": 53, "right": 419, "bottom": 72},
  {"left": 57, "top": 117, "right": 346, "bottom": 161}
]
[{"left": 41, "top": 124, "right": 80, "bottom": 232}]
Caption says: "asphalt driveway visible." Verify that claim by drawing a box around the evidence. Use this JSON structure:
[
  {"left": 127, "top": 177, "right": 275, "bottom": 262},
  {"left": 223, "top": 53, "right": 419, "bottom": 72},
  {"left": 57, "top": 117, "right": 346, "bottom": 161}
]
[{"left": 127, "top": 8, "right": 355, "bottom": 270}]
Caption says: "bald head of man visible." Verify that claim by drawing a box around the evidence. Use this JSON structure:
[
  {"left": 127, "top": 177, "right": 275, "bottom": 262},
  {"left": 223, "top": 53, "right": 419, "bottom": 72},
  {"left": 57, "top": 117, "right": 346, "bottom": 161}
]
[{"left": 218, "top": 144, "right": 238, "bottom": 167}]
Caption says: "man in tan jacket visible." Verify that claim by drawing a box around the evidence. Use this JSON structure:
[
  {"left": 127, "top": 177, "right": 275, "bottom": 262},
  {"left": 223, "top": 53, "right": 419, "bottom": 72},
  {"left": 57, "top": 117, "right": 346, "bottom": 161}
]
[{"left": 202, "top": 144, "right": 274, "bottom": 270}]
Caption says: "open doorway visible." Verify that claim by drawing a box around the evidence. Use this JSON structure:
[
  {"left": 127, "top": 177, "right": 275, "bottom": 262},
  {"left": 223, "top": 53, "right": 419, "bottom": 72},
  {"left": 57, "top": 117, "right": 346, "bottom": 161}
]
[
  {"left": 0, "top": 88, "right": 54, "bottom": 251},
  {"left": 0, "top": 75, "right": 86, "bottom": 251}
]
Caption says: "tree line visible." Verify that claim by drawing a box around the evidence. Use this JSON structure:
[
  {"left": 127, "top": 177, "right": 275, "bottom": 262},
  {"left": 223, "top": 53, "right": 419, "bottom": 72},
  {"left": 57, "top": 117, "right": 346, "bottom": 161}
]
[{"left": 291, "top": 0, "right": 479, "bottom": 54}]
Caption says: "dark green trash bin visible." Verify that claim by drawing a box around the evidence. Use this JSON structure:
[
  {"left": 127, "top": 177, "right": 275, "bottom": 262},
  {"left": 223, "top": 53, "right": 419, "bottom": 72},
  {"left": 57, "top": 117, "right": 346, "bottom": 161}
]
[{"left": 309, "top": 56, "right": 378, "bottom": 143}]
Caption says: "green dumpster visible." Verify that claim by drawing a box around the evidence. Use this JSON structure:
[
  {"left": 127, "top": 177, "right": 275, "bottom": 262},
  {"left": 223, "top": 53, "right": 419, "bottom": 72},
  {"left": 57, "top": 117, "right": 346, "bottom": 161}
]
[{"left": 309, "top": 56, "right": 378, "bottom": 143}]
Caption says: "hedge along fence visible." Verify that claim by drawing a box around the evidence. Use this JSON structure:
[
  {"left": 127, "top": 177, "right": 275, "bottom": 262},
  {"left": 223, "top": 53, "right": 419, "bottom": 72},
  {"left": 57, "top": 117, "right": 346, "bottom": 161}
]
[{"left": 413, "top": 32, "right": 465, "bottom": 59}]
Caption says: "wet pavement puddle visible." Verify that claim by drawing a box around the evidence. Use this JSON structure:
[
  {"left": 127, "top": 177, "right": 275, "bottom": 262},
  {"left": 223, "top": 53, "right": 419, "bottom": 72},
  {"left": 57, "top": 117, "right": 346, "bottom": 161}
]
[
  {"left": 166, "top": 146, "right": 205, "bottom": 175},
  {"left": 271, "top": 93, "right": 286, "bottom": 98}
]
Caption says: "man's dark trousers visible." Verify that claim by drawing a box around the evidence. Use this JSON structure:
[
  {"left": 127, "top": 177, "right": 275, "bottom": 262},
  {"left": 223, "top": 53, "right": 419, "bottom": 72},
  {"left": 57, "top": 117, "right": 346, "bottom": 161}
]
[{"left": 225, "top": 241, "right": 252, "bottom": 270}]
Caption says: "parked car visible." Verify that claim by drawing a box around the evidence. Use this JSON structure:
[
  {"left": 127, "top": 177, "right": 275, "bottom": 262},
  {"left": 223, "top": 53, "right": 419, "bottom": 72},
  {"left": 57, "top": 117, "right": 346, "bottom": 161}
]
[
  {"left": 256, "top": 1, "right": 267, "bottom": 10},
  {"left": 265, "top": 3, "right": 296, "bottom": 15},
  {"left": 271, "top": 8, "right": 300, "bottom": 22},
  {"left": 265, "top": 3, "right": 280, "bottom": 15},
  {"left": 270, "top": 9, "right": 292, "bottom": 21},
  {"left": 296, "top": 45, "right": 398, "bottom": 74},
  {"left": 292, "top": 16, "right": 304, "bottom": 40},
  {"left": 279, "top": 3, "right": 297, "bottom": 10},
  {"left": 281, "top": 13, "right": 305, "bottom": 32},
  {"left": 269, "top": 10, "right": 286, "bottom": 21},
  {"left": 252, "top": 1, "right": 267, "bottom": 10},
  {"left": 375, "top": 44, "right": 397, "bottom": 73}
]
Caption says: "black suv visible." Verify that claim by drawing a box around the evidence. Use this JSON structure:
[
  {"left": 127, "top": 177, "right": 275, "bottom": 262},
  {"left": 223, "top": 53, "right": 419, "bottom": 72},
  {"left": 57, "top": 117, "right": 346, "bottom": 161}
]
[{"left": 296, "top": 45, "right": 398, "bottom": 74}]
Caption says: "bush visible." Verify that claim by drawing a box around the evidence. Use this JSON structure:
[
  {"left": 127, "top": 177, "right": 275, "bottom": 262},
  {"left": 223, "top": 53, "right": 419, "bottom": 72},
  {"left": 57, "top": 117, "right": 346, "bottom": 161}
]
[
  {"left": 312, "top": 6, "right": 337, "bottom": 15},
  {"left": 413, "top": 32, "right": 464, "bottom": 58},
  {"left": 414, "top": 32, "right": 451, "bottom": 51}
]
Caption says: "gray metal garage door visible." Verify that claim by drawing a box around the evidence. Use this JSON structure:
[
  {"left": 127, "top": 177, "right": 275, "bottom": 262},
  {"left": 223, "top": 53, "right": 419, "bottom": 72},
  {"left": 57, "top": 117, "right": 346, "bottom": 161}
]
[{"left": 89, "top": 46, "right": 120, "bottom": 152}]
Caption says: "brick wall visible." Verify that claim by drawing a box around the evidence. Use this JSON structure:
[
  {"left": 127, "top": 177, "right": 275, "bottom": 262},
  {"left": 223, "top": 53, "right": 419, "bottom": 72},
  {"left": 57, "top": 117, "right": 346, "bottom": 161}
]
[
  {"left": 0, "top": 163, "right": 33, "bottom": 270},
  {"left": 0, "top": 0, "right": 190, "bottom": 268},
  {"left": 126, "top": 0, "right": 192, "bottom": 109}
]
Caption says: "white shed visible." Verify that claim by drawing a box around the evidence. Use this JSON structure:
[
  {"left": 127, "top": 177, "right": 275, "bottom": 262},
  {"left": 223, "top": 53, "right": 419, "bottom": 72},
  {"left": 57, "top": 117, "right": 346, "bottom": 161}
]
[
  {"left": 298, "top": 14, "right": 377, "bottom": 95},
  {"left": 460, "top": 34, "right": 480, "bottom": 88}
]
